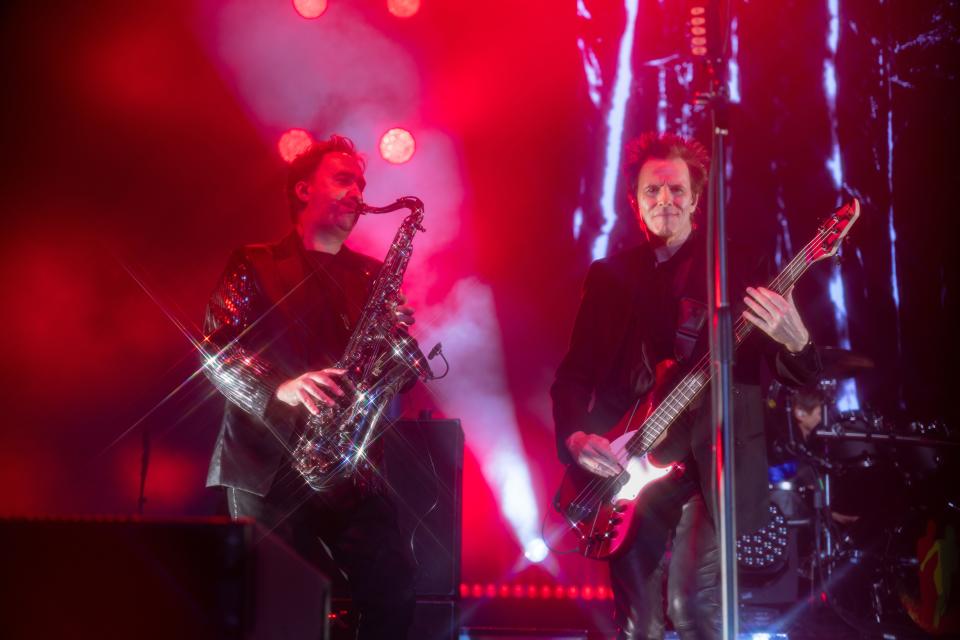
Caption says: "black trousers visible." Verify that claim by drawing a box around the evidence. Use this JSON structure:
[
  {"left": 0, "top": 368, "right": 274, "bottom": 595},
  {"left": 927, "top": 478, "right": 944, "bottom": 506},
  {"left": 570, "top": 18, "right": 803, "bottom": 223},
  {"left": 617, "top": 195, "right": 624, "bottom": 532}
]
[
  {"left": 609, "top": 475, "right": 721, "bottom": 640},
  {"left": 226, "top": 472, "right": 416, "bottom": 640}
]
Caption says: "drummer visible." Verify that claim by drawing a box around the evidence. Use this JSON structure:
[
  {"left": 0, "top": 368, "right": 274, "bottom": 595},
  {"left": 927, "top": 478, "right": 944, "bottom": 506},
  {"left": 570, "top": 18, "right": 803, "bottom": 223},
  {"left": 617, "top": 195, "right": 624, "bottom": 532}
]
[{"left": 789, "top": 386, "right": 860, "bottom": 525}]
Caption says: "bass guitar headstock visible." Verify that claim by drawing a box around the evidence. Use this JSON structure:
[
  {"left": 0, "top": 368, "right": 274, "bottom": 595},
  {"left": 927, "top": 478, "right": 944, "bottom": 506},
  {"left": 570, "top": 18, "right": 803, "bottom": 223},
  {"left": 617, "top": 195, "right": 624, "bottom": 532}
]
[{"left": 808, "top": 199, "right": 860, "bottom": 264}]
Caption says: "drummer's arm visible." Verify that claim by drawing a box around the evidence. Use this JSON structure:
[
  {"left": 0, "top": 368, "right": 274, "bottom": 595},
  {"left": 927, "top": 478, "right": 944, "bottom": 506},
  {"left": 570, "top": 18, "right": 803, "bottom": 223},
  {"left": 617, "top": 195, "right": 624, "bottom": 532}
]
[{"left": 831, "top": 511, "right": 860, "bottom": 524}]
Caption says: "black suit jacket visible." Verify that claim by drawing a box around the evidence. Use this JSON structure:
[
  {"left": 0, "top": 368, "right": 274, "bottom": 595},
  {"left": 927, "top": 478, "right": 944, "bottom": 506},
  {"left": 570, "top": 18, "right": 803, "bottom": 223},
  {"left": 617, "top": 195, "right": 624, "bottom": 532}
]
[
  {"left": 551, "top": 234, "right": 821, "bottom": 532},
  {"left": 202, "top": 231, "right": 381, "bottom": 496}
]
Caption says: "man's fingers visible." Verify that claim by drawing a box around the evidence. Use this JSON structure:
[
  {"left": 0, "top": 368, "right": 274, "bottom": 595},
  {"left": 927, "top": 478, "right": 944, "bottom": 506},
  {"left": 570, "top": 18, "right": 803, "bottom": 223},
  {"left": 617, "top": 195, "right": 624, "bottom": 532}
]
[
  {"left": 297, "top": 388, "right": 320, "bottom": 415},
  {"left": 395, "top": 305, "right": 416, "bottom": 325},
  {"left": 751, "top": 287, "right": 789, "bottom": 312},
  {"left": 580, "top": 455, "right": 618, "bottom": 477},
  {"left": 305, "top": 372, "right": 344, "bottom": 396},
  {"left": 585, "top": 443, "right": 622, "bottom": 473},
  {"left": 742, "top": 309, "right": 766, "bottom": 330},
  {"left": 743, "top": 296, "right": 773, "bottom": 323},
  {"left": 301, "top": 379, "right": 336, "bottom": 406}
]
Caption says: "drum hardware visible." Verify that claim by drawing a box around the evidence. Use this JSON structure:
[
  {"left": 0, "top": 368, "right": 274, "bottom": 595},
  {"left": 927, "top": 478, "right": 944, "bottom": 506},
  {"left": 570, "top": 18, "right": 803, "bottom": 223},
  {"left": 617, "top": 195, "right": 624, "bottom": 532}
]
[
  {"left": 766, "top": 361, "right": 959, "bottom": 636},
  {"left": 814, "top": 426, "right": 960, "bottom": 450},
  {"left": 817, "top": 346, "right": 875, "bottom": 380}
]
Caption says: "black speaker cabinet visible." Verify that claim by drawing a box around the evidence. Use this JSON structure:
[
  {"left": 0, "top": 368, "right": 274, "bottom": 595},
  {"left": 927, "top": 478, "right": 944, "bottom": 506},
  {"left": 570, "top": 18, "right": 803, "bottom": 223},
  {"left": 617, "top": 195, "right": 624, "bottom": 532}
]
[
  {"left": 0, "top": 517, "right": 330, "bottom": 640},
  {"left": 410, "top": 599, "right": 459, "bottom": 640},
  {"left": 384, "top": 418, "right": 464, "bottom": 598}
]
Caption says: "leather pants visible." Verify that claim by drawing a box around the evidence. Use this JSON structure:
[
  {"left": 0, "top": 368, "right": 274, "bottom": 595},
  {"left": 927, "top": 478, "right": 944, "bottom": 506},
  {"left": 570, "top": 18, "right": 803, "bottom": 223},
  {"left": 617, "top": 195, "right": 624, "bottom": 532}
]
[
  {"left": 609, "top": 476, "right": 721, "bottom": 640},
  {"left": 226, "top": 472, "right": 416, "bottom": 640}
]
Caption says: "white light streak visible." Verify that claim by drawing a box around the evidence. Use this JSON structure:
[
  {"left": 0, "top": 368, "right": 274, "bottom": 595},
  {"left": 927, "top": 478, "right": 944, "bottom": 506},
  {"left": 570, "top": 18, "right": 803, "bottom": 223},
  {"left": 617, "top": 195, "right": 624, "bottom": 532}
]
[
  {"left": 592, "top": 0, "right": 640, "bottom": 260},
  {"left": 657, "top": 67, "right": 668, "bottom": 133},
  {"left": 728, "top": 17, "right": 741, "bottom": 104},
  {"left": 423, "top": 278, "right": 546, "bottom": 567},
  {"left": 826, "top": 133, "right": 843, "bottom": 189},
  {"left": 573, "top": 206, "right": 584, "bottom": 240},
  {"left": 775, "top": 210, "right": 793, "bottom": 271},
  {"left": 822, "top": 0, "right": 858, "bottom": 410},
  {"left": 884, "top": 56, "right": 902, "bottom": 312},
  {"left": 577, "top": 38, "right": 603, "bottom": 108},
  {"left": 576, "top": 0, "right": 592, "bottom": 20},
  {"left": 827, "top": 0, "right": 840, "bottom": 53}
]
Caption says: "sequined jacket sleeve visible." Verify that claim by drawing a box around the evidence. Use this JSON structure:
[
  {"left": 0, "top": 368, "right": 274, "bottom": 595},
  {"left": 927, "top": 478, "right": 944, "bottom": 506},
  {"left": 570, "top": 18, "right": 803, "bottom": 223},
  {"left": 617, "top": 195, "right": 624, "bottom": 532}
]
[{"left": 202, "top": 249, "right": 284, "bottom": 421}]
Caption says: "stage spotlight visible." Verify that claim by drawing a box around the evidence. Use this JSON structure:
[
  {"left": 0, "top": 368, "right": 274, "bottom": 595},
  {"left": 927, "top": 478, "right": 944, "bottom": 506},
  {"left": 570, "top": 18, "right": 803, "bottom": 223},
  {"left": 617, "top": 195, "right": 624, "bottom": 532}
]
[
  {"left": 293, "top": 0, "right": 328, "bottom": 19},
  {"left": 523, "top": 537, "right": 549, "bottom": 563},
  {"left": 379, "top": 127, "right": 416, "bottom": 164},
  {"left": 277, "top": 128, "right": 314, "bottom": 163},
  {"left": 387, "top": 0, "right": 421, "bottom": 18},
  {"left": 688, "top": 4, "right": 708, "bottom": 56}
]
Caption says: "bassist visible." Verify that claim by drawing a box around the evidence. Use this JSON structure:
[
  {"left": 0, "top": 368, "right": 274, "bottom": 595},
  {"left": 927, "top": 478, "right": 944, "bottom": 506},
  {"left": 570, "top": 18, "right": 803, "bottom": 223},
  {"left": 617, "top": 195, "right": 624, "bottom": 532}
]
[{"left": 551, "top": 132, "right": 821, "bottom": 639}]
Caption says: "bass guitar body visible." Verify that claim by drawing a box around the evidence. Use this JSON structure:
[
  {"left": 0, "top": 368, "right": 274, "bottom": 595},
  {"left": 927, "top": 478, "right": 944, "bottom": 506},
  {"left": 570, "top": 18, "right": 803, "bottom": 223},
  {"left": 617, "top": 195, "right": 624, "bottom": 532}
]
[{"left": 553, "top": 420, "right": 684, "bottom": 560}]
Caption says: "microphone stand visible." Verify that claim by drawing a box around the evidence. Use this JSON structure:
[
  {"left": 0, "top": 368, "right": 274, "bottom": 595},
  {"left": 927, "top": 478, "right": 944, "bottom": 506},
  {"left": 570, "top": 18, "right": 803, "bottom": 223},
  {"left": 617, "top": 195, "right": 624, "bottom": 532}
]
[
  {"left": 137, "top": 426, "right": 150, "bottom": 516},
  {"left": 701, "top": 0, "right": 736, "bottom": 636}
]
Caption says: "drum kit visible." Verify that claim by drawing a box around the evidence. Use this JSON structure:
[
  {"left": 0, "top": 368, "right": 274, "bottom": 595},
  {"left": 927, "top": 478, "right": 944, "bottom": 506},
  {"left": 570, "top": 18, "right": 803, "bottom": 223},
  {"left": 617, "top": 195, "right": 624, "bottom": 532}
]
[{"left": 765, "top": 348, "right": 960, "bottom": 638}]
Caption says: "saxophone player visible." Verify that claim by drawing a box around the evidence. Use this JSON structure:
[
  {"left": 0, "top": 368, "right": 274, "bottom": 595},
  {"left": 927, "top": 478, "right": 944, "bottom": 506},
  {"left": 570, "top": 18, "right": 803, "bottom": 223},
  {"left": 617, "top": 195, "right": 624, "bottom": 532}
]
[{"left": 202, "top": 135, "right": 416, "bottom": 639}]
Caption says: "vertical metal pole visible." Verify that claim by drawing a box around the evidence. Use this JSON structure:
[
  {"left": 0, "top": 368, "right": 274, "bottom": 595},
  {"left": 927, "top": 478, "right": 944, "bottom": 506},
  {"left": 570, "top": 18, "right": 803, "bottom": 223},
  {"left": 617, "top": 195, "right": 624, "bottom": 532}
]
[
  {"left": 705, "top": 1, "right": 737, "bottom": 635},
  {"left": 707, "top": 117, "right": 738, "bottom": 640}
]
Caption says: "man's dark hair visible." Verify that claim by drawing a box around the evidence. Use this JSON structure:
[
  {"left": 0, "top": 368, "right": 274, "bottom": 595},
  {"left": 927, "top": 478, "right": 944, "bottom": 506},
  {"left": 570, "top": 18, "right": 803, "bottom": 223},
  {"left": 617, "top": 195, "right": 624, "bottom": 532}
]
[
  {"left": 286, "top": 134, "right": 365, "bottom": 222},
  {"left": 793, "top": 386, "right": 825, "bottom": 413},
  {"left": 623, "top": 132, "right": 710, "bottom": 203}
]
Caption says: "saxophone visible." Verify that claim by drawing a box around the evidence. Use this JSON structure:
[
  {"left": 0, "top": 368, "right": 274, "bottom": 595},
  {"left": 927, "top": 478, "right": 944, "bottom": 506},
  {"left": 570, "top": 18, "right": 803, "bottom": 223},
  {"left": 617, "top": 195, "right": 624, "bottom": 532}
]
[{"left": 292, "top": 196, "right": 438, "bottom": 491}]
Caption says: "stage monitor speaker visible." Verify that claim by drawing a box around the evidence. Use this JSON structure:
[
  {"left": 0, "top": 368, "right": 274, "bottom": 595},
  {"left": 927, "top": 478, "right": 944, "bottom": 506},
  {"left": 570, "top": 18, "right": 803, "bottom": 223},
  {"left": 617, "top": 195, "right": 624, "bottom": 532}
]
[
  {"left": 384, "top": 418, "right": 464, "bottom": 599},
  {"left": 0, "top": 517, "right": 330, "bottom": 640},
  {"left": 739, "top": 520, "right": 800, "bottom": 606}
]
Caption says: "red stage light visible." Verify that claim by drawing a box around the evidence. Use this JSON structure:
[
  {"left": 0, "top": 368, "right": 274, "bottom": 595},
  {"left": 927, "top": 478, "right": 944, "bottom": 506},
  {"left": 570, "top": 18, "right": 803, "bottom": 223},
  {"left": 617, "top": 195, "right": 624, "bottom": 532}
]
[
  {"left": 278, "top": 128, "right": 314, "bottom": 163},
  {"left": 293, "top": 0, "right": 328, "bottom": 19},
  {"left": 457, "top": 582, "right": 615, "bottom": 600},
  {"left": 690, "top": 6, "right": 706, "bottom": 15},
  {"left": 379, "top": 127, "right": 416, "bottom": 164},
  {"left": 387, "top": 0, "right": 421, "bottom": 18}
]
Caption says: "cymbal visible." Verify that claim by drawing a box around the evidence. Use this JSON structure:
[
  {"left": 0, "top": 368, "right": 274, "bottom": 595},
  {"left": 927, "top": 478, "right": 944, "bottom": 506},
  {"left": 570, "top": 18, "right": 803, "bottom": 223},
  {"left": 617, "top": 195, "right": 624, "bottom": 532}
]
[{"left": 819, "top": 346, "right": 875, "bottom": 379}]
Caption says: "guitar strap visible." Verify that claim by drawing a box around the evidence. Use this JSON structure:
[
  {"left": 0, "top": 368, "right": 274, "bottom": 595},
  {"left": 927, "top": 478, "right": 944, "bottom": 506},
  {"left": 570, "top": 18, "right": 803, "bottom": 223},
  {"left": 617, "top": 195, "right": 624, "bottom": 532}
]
[
  {"left": 675, "top": 297, "right": 707, "bottom": 363},
  {"left": 671, "top": 245, "right": 708, "bottom": 364}
]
